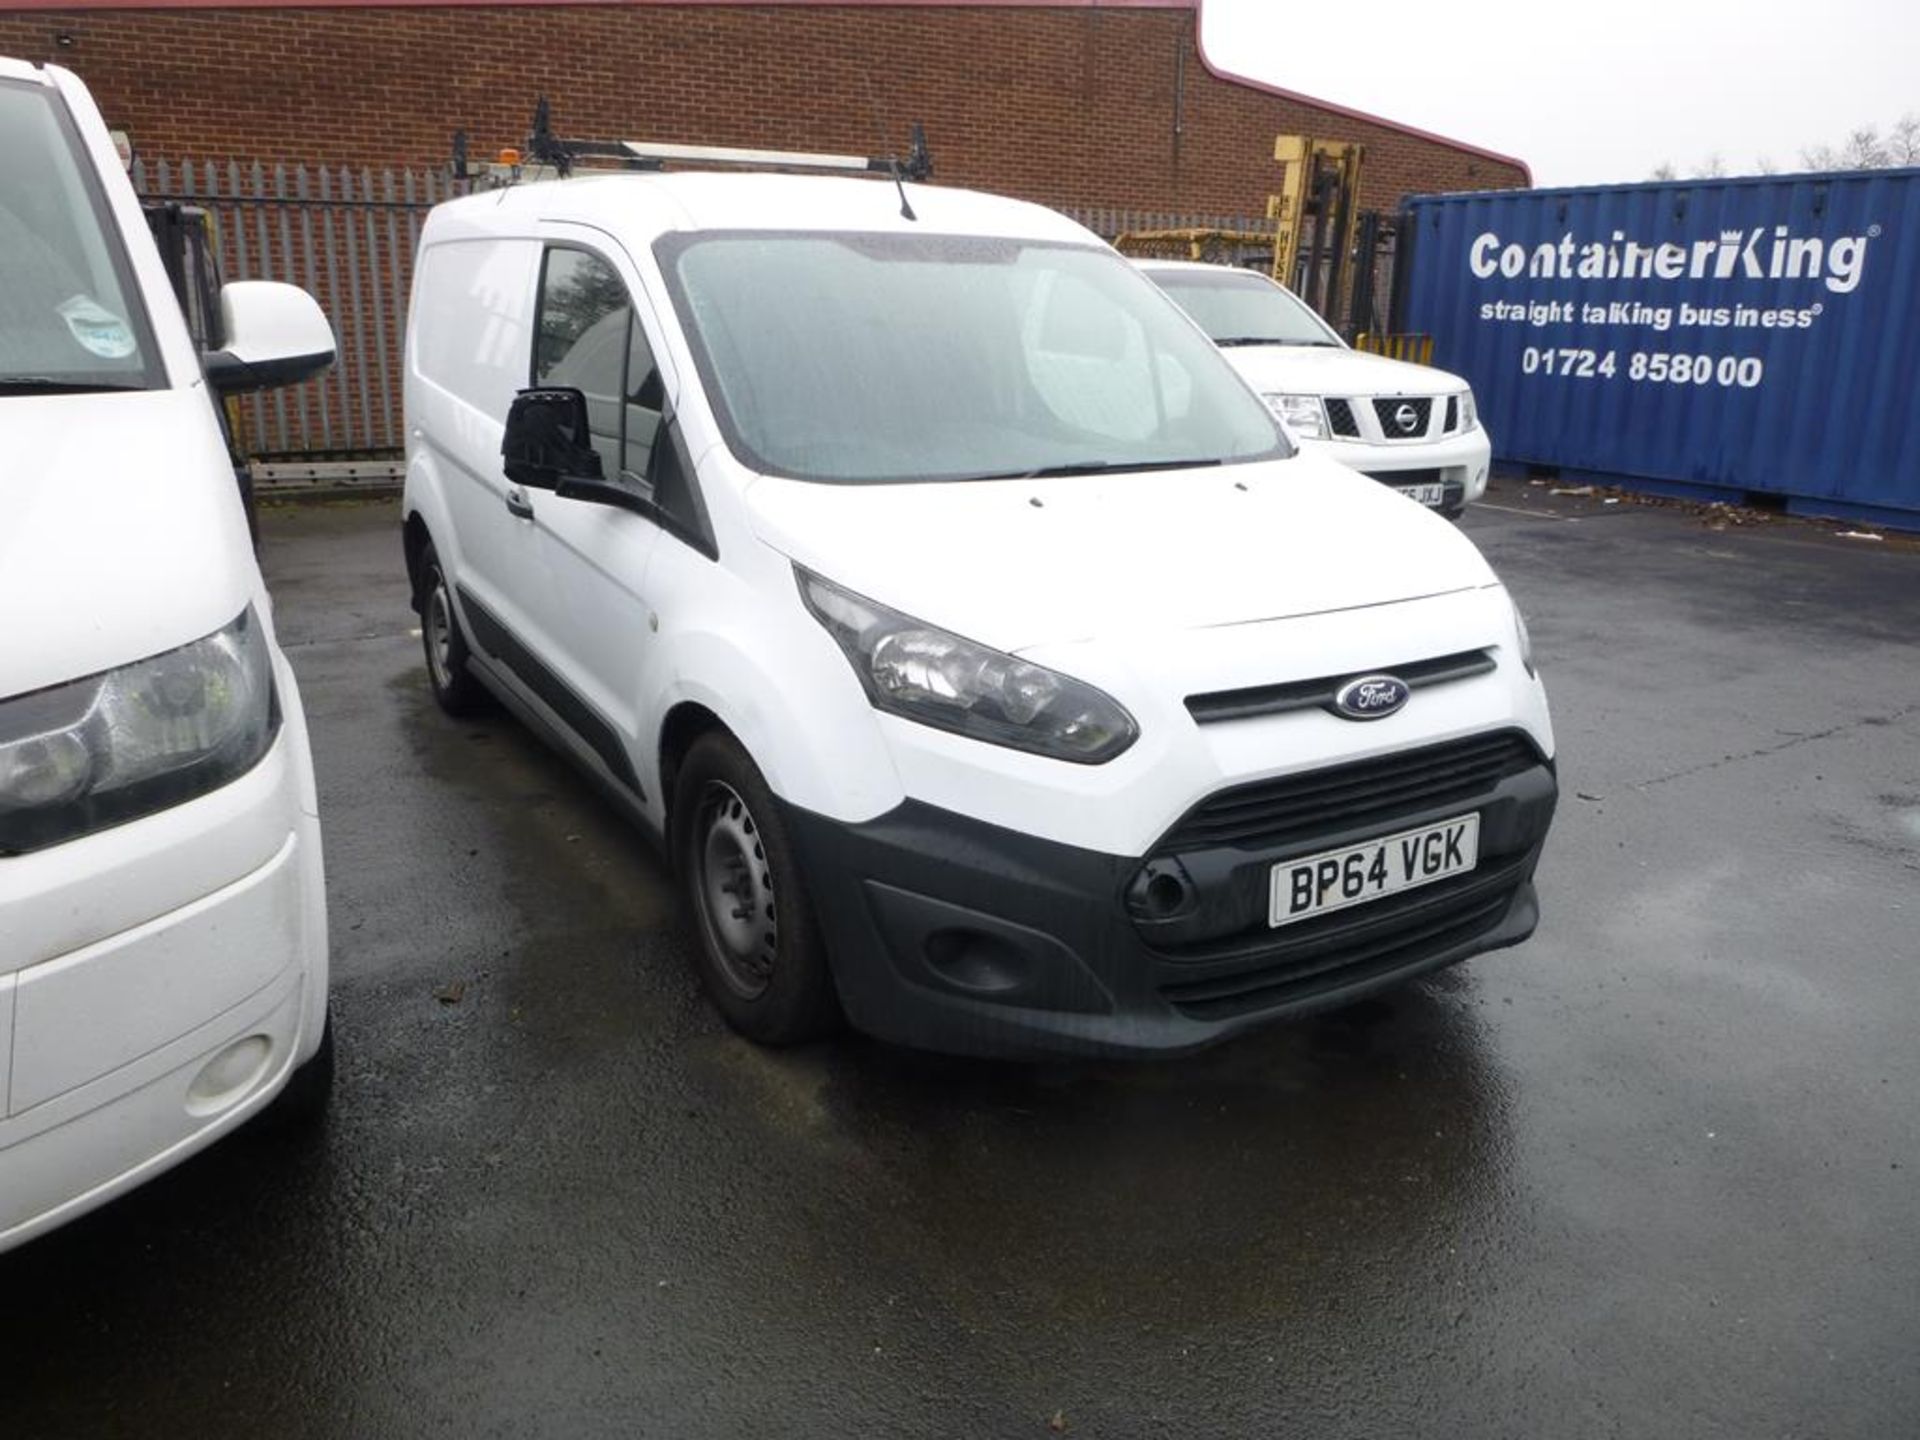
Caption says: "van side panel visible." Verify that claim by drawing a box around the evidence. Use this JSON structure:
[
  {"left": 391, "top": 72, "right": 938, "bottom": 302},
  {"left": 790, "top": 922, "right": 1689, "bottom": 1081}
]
[{"left": 406, "top": 237, "right": 543, "bottom": 649}]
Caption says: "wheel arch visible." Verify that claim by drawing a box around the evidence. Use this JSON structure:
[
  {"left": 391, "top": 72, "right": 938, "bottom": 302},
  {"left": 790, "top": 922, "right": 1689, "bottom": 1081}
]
[
  {"left": 643, "top": 630, "right": 904, "bottom": 835},
  {"left": 402, "top": 509, "right": 432, "bottom": 612}
]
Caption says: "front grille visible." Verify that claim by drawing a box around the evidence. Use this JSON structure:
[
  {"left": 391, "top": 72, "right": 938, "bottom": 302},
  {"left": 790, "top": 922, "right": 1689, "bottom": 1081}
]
[
  {"left": 1158, "top": 861, "right": 1522, "bottom": 1020},
  {"left": 1372, "top": 396, "right": 1433, "bottom": 439},
  {"left": 1185, "top": 649, "right": 1495, "bottom": 725},
  {"left": 1157, "top": 730, "right": 1538, "bottom": 853},
  {"left": 1444, "top": 395, "right": 1459, "bottom": 432},
  {"left": 1325, "top": 397, "right": 1361, "bottom": 437}
]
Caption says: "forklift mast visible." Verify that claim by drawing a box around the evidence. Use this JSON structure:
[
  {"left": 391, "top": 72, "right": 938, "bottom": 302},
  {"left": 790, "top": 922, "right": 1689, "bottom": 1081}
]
[{"left": 1268, "top": 135, "right": 1364, "bottom": 320}]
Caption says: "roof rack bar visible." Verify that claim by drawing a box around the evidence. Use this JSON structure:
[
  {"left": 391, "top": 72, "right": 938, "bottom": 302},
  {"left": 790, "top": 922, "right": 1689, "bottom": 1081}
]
[
  {"left": 621, "top": 140, "right": 879, "bottom": 174},
  {"left": 460, "top": 97, "right": 933, "bottom": 185}
]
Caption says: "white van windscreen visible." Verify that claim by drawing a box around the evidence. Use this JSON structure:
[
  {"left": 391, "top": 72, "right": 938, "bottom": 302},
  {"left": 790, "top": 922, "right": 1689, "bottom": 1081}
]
[
  {"left": 0, "top": 79, "right": 159, "bottom": 394},
  {"left": 659, "top": 232, "right": 1289, "bottom": 484}
]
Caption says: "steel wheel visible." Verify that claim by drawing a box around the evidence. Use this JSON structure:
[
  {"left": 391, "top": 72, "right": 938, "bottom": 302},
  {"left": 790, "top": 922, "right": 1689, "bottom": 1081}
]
[
  {"left": 693, "top": 779, "right": 779, "bottom": 1000},
  {"left": 671, "top": 729, "right": 839, "bottom": 1045},
  {"left": 416, "top": 540, "right": 486, "bottom": 716},
  {"left": 425, "top": 575, "right": 456, "bottom": 693}
]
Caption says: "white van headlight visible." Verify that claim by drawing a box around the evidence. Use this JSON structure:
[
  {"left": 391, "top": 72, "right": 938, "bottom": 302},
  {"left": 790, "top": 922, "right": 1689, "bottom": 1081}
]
[
  {"left": 1512, "top": 600, "right": 1536, "bottom": 677},
  {"left": 1264, "top": 394, "right": 1327, "bottom": 439},
  {"left": 0, "top": 607, "right": 278, "bottom": 854},
  {"left": 1457, "top": 389, "right": 1479, "bottom": 431},
  {"left": 798, "top": 569, "right": 1138, "bottom": 764}
]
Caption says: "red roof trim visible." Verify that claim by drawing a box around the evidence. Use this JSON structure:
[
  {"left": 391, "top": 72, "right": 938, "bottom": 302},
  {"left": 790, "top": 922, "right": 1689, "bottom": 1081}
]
[
  {"left": 0, "top": 0, "right": 1194, "bottom": 8},
  {"left": 0, "top": 0, "right": 1530, "bottom": 180}
]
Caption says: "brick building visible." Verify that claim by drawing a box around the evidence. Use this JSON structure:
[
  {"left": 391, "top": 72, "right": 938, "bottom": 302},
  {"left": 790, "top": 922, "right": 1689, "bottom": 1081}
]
[
  {"left": 1, "top": 0, "right": 1528, "bottom": 462},
  {"left": 0, "top": 0, "right": 1526, "bottom": 217}
]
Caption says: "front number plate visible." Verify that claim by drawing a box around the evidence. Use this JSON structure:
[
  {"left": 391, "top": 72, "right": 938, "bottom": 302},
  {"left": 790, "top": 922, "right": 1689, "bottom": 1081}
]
[
  {"left": 1269, "top": 814, "right": 1480, "bottom": 928},
  {"left": 1395, "top": 482, "right": 1448, "bottom": 509}
]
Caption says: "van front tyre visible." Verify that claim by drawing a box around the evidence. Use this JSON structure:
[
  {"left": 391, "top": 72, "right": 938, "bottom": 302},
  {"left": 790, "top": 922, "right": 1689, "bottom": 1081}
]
[
  {"left": 672, "top": 732, "right": 840, "bottom": 1046},
  {"left": 418, "top": 541, "right": 487, "bottom": 715}
]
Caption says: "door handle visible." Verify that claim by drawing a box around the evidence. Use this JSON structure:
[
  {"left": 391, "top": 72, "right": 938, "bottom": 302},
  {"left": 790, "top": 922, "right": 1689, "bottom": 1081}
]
[{"left": 504, "top": 485, "right": 534, "bottom": 520}]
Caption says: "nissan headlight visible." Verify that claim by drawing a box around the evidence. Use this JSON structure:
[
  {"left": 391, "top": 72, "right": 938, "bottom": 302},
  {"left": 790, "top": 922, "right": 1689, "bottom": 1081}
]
[
  {"left": 0, "top": 607, "right": 279, "bottom": 854},
  {"left": 797, "top": 569, "right": 1137, "bottom": 764},
  {"left": 1264, "top": 394, "right": 1327, "bottom": 439},
  {"left": 1457, "top": 389, "right": 1479, "bottom": 431}
]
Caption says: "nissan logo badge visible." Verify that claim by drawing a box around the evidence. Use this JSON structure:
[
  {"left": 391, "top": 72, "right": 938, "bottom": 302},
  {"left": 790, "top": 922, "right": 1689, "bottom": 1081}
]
[
  {"left": 1332, "top": 674, "right": 1411, "bottom": 720},
  {"left": 1393, "top": 403, "right": 1420, "bottom": 433}
]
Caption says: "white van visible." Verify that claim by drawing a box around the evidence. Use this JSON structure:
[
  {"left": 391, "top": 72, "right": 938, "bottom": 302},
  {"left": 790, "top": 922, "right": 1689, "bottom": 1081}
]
[
  {"left": 402, "top": 161, "right": 1556, "bottom": 1059},
  {"left": 0, "top": 60, "right": 334, "bottom": 1250},
  {"left": 1136, "top": 260, "right": 1492, "bottom": 516}
]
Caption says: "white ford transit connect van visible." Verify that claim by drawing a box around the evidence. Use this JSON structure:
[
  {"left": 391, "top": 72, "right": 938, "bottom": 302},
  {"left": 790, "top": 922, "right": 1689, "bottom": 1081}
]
[
  {"left": 1138, "top": 261, "right": 1492, "bottom": 516},
  {"left": 402, "top": 161, "right": 1555, "bottom": 1059},
  {"left": 0, "top": 60, "right": 334, "bottom": 1250}
]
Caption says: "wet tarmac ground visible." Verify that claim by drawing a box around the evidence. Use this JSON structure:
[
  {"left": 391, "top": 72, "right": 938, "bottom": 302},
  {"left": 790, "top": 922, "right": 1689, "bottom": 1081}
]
[{"left": 3, "top": 481, "right": 1916, "bottom": 1438}]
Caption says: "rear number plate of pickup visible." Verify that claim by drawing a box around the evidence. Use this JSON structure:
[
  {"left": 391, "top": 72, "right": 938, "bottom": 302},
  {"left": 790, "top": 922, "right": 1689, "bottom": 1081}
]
[{"left": 1269, "top": 814, "right": 1480, "bottom": 928}]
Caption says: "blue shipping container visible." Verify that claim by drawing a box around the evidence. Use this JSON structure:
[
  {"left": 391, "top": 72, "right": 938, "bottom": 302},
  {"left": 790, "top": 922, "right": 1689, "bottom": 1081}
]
[{"left": 1398, "top": 169, "right": 1920, "bottom": 527}]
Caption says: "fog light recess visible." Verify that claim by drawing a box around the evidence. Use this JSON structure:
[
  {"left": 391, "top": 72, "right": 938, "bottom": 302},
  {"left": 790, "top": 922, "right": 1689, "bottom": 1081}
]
[
  {"left": 923, "top": 929, "right": 1027, "bottom": 995},
  {"left": 186, "top": 1034, "right": 274, "bottom": 1116}
]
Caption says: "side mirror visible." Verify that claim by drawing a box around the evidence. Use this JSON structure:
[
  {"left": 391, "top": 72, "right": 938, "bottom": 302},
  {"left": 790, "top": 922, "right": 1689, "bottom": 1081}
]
[
  {"left": 502, "top": 387, "right": 605, "bottom": 490},
  {"left": 204, "top": 280, "right": 335, "bottom": 394}
]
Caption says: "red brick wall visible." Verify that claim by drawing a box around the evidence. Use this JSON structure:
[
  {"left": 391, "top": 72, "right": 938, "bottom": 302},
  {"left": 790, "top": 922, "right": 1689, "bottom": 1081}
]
[{"left": 0, "top": 4, "right": 1525, "bottom": 214}]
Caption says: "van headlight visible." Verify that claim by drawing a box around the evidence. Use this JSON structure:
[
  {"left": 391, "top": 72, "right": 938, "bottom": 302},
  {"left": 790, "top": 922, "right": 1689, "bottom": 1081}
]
[
  {"left": 1457, "top": 389, "right": 1479, "bottom": 431},
  {"left": 1512, "top": 601, "right": 1536, "bottom": 677},
  {"left": 1264, "top": 394, "right": 1327, "bottom": 439},
  {"left": 0, "top": 607, "right": 278, "bottom": 854},
  {"left": 797, "top": 569, "right": 1138, "bottom": 764}
]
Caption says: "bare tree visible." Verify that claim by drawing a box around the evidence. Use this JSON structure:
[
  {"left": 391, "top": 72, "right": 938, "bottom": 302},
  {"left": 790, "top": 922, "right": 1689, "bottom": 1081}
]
[
  {"left": 1651, "top": 116, "right": 1915, "bottom": 182},
  {"left": 1890, "top": 113, "right": 1920, "bottom": 166},
  {"left": 1802, "top": 117, "right": 1918, "bottom": 171}
]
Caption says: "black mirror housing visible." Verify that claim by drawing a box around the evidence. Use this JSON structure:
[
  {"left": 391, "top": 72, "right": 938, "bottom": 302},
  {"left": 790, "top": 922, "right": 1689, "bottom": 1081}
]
[{"left": 503, "top": 387, "right": 605, "bottom": 490}]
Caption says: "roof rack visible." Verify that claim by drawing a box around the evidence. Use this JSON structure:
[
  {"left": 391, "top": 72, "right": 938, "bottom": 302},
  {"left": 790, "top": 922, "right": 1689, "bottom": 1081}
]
[{"left": 452, "top": 97, "right": 932, "bottom": 190}]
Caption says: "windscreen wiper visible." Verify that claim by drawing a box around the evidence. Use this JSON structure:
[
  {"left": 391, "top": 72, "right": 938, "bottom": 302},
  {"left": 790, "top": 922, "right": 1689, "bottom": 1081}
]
[
  {"left": 1213, "top": 337, "right": 1341, "bottom": 348},
  {"left": 0, "top": 377, "right": 145, "bottom": 395},
  {"left": 971, "top": 457, "right": 1226, "bottom": 482}
]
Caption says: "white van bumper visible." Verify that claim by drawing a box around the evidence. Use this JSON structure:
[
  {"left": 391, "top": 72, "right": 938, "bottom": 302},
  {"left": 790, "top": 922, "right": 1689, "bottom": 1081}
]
[{"left": 0, "top": 715, "right": 328, "bottom": 1254}]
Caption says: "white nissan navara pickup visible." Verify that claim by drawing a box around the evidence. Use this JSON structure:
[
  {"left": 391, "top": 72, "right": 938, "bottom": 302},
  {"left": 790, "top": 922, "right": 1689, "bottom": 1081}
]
[
  {"left": 1138, "top": 260, "right": 1492, "bottom": 516},
  {"left": 401, "top": 165, "right": 1555, "bottom": 1059}
]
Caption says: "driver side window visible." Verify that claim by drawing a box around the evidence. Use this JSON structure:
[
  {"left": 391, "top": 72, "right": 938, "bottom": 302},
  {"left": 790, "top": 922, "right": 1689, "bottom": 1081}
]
[
  {"left": 534, "top": 247, "right": 632, "bottom": 482},
  {"left": 532, "top": 243, "right": 704, "bottom": 545}
]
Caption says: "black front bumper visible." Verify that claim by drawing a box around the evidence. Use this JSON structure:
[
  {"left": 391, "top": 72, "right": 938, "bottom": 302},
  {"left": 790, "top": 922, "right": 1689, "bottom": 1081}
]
[{"left": 781, "top": 734, "right": 1558, "bottom": 1060}]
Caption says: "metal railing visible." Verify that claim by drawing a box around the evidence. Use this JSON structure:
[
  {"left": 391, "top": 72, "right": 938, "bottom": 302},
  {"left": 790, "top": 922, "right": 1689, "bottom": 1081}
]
[{"left": 132, "top": 158, "right": 453, "bottom": 461}]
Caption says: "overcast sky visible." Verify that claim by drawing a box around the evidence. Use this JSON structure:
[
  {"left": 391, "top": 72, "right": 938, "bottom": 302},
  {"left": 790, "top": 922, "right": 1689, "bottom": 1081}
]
[{"left": 1198, "top": 0, "right": 1920, "bottom": 188}]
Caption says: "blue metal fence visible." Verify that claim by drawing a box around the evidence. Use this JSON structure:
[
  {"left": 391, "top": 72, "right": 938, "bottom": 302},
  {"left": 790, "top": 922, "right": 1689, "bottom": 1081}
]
[{"left": 1398, "top": 168, "right": 1920, "bottom": 528}]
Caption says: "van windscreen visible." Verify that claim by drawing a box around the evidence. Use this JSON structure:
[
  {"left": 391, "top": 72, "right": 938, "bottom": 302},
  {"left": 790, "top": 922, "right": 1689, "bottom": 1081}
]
[
  {"left": 658, "top": 230, "right": 1289, "bottom": 484},
  {"left": 0, "top": 79, "right": 160, "bottom": 394}
]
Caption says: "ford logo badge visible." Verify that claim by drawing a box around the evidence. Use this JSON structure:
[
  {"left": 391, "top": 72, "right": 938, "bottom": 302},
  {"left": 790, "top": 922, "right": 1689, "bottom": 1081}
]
[
  {"left": 1393, "top": 403, "right": 1420, "bottom": 434},
  {"left": 1332, "top": 674, "right": 1410, "bottom": 720}
]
